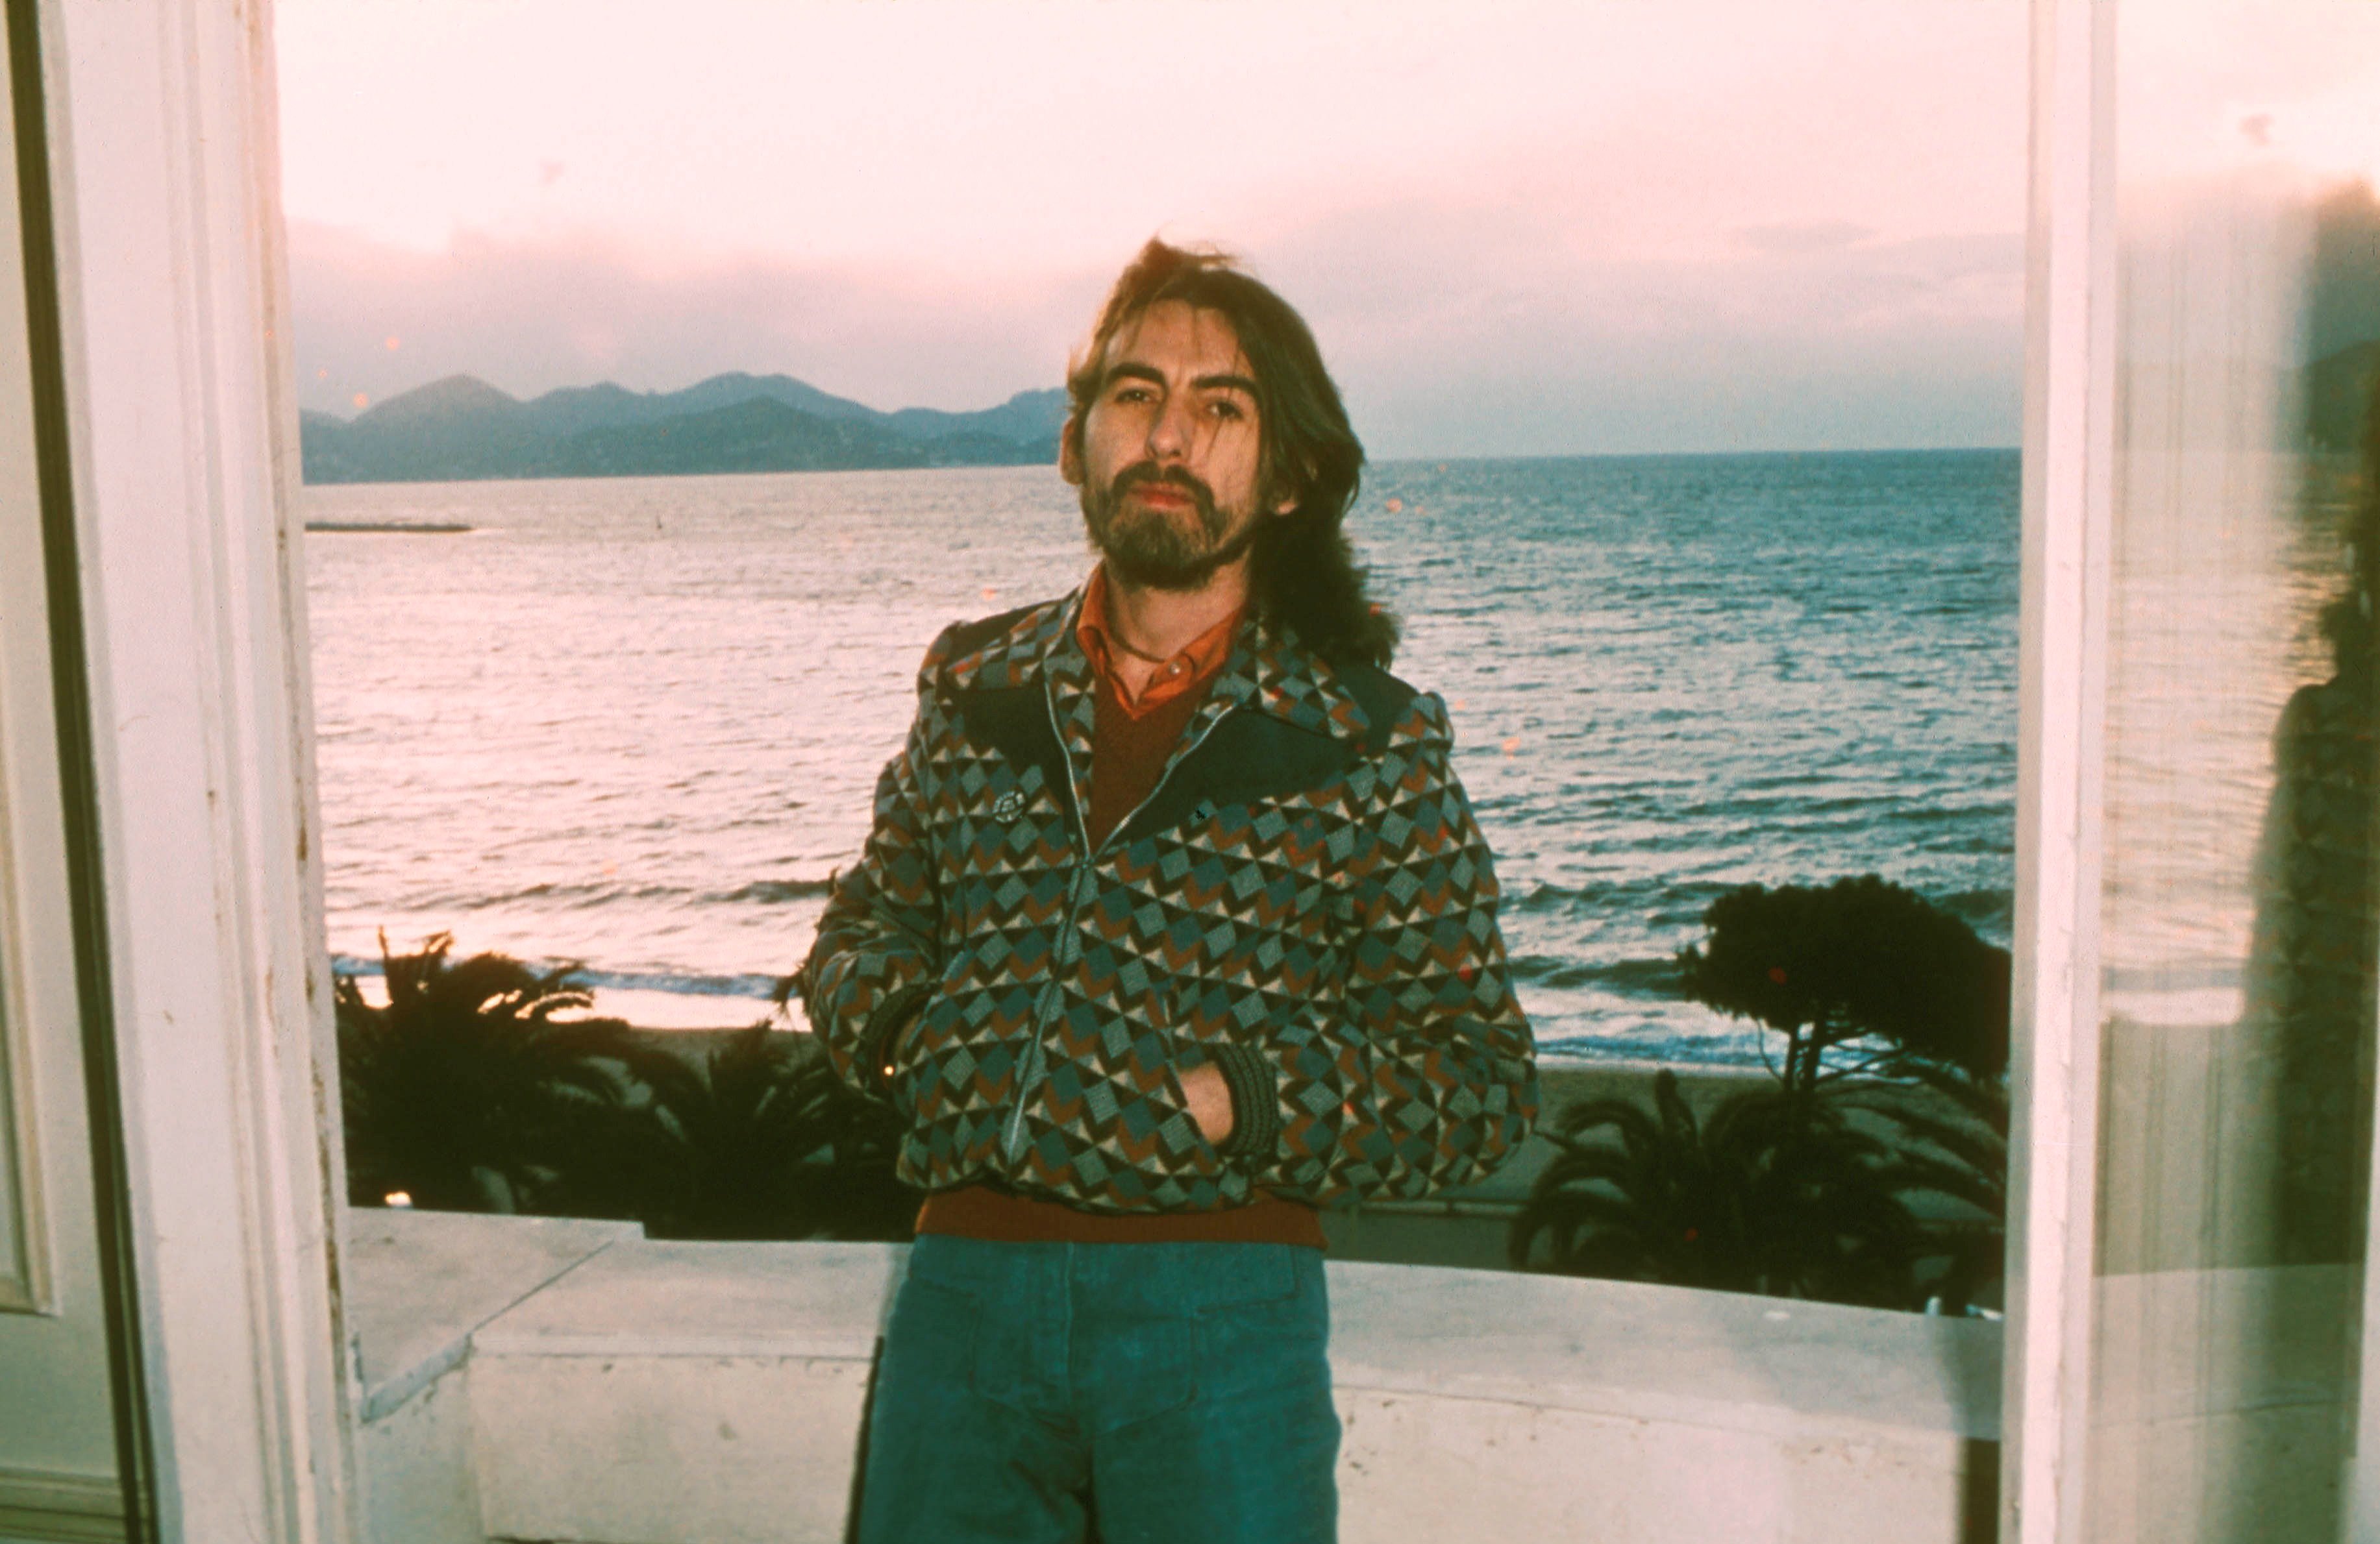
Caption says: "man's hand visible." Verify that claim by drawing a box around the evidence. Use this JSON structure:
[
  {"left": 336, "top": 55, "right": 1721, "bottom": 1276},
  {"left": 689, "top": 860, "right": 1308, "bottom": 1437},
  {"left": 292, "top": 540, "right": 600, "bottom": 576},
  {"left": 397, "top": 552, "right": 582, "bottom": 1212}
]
[{"left": 1179, "top": 1062, "right": 1235, "bottom": 1146}]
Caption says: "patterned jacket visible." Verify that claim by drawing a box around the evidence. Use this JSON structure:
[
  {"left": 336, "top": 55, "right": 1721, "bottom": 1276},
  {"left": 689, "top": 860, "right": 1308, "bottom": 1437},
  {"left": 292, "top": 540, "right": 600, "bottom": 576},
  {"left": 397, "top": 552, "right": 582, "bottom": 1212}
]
[{"left": 800, "top": 589, "right": 1538, "bottom": 1214}]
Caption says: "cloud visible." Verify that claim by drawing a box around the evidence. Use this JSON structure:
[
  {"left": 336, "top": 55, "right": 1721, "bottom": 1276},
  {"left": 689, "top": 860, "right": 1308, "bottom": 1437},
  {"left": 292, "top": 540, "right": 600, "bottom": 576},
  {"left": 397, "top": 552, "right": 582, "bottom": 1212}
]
[
  {"left": 1733, "top": 219, "right": 1877, "bottom": 254},
  {"left": 275, "top": 1, "right": 2033, "bottom": 450},
  {"left": 1244, "top": 193, "right": 2022, "bottom": 452},
  {"left": 288, "top": 211, "right": 2023, "bottom": 456},
  {"left": 287, "top": 221, "right": 1106, "bottom": 416}
]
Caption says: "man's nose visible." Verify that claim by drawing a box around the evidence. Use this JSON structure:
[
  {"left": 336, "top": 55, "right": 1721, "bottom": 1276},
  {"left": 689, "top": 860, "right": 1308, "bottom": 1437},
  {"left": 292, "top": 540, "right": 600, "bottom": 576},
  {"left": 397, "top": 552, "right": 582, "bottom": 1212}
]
[{"left": 1146, "top": 393, "right": 1196, "bottom": 462}]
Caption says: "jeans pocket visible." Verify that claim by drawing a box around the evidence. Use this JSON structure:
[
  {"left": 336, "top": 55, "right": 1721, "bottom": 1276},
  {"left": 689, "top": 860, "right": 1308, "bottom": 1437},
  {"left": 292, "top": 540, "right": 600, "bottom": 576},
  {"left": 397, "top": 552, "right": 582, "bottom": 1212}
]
[
  {"left": 1196, "top": 1269, "right": 1330, "bottom": 1412},
  {"left": 874, "top": 1269, "right": 978, "bottom": 1425}
]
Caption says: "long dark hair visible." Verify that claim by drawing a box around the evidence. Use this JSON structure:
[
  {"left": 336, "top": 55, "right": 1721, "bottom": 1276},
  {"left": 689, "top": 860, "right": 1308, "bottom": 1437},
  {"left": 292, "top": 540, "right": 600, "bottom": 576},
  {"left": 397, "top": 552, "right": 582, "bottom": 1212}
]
[{"left": 1067, "top": 238, "right": 1399, "bottom": 667}]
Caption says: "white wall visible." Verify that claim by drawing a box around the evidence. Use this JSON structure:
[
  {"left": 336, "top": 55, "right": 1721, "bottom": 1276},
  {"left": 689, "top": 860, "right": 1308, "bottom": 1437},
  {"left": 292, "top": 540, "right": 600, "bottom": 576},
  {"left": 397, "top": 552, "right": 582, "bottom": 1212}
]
[{"left": 349, "top": 1215, "right": 2003, "bottom": 1544}]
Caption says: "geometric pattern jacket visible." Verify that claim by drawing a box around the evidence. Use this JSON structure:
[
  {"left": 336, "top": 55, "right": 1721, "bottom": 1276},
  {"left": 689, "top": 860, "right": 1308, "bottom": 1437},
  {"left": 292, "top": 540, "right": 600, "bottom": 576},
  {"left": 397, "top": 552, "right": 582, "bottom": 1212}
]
[{"left": 800, "top": 587, "right": 1539, "bottom": 1214}]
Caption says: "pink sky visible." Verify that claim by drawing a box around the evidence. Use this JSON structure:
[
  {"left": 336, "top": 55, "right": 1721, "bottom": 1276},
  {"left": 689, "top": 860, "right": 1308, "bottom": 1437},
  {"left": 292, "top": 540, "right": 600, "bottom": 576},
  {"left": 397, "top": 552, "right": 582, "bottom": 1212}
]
[{"left": 275, "top": 1, "right": 2039, "bottom": 454}]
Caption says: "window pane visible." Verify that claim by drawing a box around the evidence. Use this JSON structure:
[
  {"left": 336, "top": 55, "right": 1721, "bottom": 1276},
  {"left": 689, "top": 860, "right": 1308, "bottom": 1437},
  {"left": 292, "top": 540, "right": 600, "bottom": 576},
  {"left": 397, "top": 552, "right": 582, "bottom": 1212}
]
[{"left": 2086, "top": 5, "right": 2380, "bottom": 1538}]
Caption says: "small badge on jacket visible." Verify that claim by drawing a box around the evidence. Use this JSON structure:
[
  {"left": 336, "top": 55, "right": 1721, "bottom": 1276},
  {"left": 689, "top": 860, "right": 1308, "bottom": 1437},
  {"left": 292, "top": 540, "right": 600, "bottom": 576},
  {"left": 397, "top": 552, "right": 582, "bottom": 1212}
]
[{"left": 993, "top": 790, "right": 1026, "bottom": 822}]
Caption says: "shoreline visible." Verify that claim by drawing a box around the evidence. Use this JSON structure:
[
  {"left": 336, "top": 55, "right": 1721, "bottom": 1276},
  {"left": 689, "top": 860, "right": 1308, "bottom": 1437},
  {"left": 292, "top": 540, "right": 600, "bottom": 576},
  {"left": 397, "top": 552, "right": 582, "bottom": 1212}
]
[{"left": 610, "top": 1021, "right": 1774, "bottom": 1082}]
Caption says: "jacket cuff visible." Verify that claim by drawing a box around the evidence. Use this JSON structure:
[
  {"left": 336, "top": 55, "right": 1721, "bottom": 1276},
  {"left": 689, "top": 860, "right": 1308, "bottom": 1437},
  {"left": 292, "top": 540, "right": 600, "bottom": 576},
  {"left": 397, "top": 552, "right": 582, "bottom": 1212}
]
[
  {"left": 854, "top": 981, "right": 930, "bottom": 1101},
  {"left": 1207, "top": 1042, "right": 1281, "bottom": 1161}
]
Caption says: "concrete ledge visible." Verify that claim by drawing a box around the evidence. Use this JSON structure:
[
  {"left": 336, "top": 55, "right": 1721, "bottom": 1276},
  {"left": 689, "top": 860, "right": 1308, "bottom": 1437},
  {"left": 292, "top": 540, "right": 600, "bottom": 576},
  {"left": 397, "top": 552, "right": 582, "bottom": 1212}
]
[
  {"left": 443, "top": 1232, "right": 1997, "bottom": 1544},
  {"left": 1330, "top": 1267, "right": 1997, "bottom": 1544},
  {"left": 343, "top": 1209, "right": 638, "bottom": 1421},
  {"left": 465, "top": 1240, "right": 902, "bottom": 1543},
  {"left": 336, "top": 1178, "right": 2355, "bottom": 1542},
  {"left": 469, "top": 1238, "right": 902, "bottom": 1364},
  {"left": 1329, "top": 1259, "right": 1999, "bottom": 1443},
  {"left": 345, "top": 1211, "right": 645, "bottom": 1544}
]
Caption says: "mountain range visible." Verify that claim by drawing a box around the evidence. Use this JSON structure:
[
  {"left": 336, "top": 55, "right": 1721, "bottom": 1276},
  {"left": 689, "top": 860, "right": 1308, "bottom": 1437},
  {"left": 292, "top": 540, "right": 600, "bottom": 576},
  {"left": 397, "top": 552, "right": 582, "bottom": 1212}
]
[
  {"left": 299, "top": 372, "right": 1069, "bottom": 484},
  {"left": 301, "top": 339, "right": 2379, "bottom": 484}
]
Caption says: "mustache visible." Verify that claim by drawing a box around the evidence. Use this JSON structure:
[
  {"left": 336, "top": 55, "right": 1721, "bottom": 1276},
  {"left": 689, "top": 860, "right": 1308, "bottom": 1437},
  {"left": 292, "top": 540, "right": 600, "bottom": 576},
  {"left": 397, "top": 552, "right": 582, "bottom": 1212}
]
[{"left": 1109, "top": 461, "right": 1217, "bottom": 508}]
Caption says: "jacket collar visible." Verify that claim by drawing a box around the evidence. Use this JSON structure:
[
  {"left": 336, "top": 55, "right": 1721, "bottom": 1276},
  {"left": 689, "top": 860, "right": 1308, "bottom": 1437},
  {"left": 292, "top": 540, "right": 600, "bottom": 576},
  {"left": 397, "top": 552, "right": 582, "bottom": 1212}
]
[{"left": 932, "top": 583, "right": 1372, "bottom": 746}]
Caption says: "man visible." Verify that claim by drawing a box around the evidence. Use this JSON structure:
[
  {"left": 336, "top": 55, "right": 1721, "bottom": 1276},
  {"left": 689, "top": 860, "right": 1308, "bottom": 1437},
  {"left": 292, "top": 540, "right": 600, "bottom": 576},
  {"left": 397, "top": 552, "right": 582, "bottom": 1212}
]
[{"left": 801, "top": 238, "right": 1537, "bottom": 1543}]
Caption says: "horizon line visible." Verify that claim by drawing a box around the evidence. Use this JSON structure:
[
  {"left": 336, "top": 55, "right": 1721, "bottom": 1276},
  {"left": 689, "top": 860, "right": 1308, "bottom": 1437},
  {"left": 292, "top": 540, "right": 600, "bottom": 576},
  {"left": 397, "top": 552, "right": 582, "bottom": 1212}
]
[{"left": 299, "top": 367, "right": 2023, "bottom": 464}]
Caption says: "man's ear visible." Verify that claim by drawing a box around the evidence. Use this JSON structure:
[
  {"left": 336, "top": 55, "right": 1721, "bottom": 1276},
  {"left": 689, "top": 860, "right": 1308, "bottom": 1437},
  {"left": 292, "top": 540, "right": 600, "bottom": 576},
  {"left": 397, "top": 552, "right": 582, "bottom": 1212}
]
[
  {"left": 1058, "top": 416, "right": 1084, "bottom": 486},
  {"left": 1268, "top": 458, "right": 1304, "bottom": 517}
]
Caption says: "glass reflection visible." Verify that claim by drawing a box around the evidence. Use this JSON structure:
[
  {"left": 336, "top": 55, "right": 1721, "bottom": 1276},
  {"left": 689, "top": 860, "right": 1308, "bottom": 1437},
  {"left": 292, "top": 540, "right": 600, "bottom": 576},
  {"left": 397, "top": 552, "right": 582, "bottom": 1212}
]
[{"left": 2083, "top": 6, "right": 2380, "bottom": 1536}]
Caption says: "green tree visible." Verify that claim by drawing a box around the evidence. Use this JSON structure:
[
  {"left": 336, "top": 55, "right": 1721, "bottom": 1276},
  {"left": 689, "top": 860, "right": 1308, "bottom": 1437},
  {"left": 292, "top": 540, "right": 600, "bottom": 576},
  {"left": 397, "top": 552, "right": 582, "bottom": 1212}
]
[{"left": 1676, "top": 874, "right": 2010, "bottom": 1101}]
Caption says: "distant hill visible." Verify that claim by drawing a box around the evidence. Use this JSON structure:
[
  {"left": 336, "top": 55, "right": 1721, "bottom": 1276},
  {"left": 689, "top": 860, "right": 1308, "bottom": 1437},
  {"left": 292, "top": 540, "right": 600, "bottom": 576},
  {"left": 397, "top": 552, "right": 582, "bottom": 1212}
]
[{"left": 300, "top": 372, "right": 1067, "bottom": 484}]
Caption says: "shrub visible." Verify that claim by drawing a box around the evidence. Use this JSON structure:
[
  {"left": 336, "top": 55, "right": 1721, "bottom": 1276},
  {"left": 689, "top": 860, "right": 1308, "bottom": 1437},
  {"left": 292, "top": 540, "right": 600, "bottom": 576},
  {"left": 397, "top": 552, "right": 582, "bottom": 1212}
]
[
  {"left": 335, "top": 932, "right": 670, "bottom": 1216},
  {"left": 1509, "top": 1070, "right": 1924, "bottom": 1308},
  {"left": 637, "top": 1023, "right": 916, "bottom": 1242},
  {"left": 336, "top": 935, "right": 919, "bottom": 1240}
]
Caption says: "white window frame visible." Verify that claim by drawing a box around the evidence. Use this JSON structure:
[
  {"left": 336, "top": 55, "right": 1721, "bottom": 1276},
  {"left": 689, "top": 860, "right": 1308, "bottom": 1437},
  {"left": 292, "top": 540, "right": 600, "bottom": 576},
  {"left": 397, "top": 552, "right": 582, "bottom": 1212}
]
[
  {"left": 19, "top": 1, "right": 2172, "bottom": 1541},
  {"left": 2002, "top": 1, "right": 2116, "bottom": 1541},
  {"left": 27, "top": 0, "right": 358, "bottom": 1539}
]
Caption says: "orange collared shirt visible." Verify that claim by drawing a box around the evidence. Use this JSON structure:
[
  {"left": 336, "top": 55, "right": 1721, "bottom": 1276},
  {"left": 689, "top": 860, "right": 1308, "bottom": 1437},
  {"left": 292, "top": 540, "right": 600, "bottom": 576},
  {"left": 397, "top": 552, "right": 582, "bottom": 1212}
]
[{"left": 1075, "top": 565, "right": 1243, "bottom": 719}]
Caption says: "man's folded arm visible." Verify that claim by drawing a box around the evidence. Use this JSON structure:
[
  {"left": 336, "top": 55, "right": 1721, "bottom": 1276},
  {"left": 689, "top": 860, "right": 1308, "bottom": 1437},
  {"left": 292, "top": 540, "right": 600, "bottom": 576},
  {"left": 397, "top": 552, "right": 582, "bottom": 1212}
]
[
  {"left": 800, "top": 691, "right": 944, "bottom": 1101},
  {"left": 1208, "top": 694, "right": 1539, "bottom": 1203}
]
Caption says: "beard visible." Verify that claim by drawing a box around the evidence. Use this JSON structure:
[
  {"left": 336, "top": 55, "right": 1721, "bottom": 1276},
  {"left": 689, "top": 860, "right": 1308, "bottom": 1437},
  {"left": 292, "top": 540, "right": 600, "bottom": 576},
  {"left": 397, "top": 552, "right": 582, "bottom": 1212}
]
[{"left": 1080, "top": 461, "right": 1264, "bottom": 593}]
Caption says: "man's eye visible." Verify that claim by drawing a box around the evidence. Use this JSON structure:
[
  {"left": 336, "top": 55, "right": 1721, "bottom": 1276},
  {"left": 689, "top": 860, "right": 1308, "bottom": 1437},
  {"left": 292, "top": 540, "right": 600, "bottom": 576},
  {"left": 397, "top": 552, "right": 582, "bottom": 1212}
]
[
  {"left": 1208, "top": 400, "right": 1246, "bottom": 421},
  {"left": 1113, "top": 385, "right": 1154, "bottom": 404}
]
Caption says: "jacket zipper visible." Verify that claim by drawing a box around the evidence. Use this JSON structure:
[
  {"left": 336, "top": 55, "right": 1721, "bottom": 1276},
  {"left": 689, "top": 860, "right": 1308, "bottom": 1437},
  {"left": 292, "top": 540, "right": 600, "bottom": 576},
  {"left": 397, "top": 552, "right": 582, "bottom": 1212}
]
[{"left": 1000, "top": 682, "right": 1238, "bottom": 1164}]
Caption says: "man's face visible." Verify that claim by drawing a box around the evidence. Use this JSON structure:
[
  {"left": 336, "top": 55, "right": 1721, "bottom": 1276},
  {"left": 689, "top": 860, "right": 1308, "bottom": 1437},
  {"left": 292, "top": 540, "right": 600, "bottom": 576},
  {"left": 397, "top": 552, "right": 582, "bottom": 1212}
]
[{"left": 1062, "top": 300, "right": 1292, "bottom": 593}]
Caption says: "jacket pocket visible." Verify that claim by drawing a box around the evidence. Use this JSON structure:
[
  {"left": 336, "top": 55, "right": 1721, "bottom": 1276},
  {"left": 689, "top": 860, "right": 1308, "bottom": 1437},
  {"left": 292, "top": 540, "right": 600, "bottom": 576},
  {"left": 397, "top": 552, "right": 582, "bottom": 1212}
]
[{"left": 887, "top": 946, "right": 988, "bottom": 1134}]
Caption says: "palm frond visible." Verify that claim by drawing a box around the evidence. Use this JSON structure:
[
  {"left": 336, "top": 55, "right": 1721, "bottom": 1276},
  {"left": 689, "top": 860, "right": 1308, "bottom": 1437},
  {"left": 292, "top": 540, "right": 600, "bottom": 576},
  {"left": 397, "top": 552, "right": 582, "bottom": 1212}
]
[{"left": 1513, "top": 1069, "right": 1925, "bottom": 1306}]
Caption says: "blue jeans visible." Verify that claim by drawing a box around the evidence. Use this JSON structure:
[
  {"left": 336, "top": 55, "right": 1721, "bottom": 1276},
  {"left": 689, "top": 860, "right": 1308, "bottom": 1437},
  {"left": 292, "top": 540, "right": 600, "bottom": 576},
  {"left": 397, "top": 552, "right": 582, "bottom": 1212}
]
[{"left": 855, "top": 1235, "right": 1341, "bottom": 1543}]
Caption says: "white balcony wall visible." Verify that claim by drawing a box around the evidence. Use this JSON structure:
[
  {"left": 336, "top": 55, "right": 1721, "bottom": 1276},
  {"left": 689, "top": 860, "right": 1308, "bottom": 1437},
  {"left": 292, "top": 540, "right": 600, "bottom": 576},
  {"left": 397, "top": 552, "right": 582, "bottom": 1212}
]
[{"left": 347, "top": 1212, "right": 2003, "bottom": 1544}]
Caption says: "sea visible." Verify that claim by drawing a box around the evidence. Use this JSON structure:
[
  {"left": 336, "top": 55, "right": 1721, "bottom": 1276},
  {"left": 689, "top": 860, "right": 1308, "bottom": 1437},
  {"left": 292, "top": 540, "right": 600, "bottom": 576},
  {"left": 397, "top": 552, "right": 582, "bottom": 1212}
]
[{"left": 302, "top": 450, "right": 2022, "bottom": 1064}]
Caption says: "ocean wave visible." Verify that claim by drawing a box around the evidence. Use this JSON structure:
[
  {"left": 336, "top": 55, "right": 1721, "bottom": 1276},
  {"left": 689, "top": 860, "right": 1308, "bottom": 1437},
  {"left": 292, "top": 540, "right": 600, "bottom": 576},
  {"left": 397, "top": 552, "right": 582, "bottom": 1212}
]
[
  {"left": 711, "top": 877, "right": 837, "bottom": 904},
  {"left": 409, "top": 879, "right": 693, "bottom": 909},
  {"left": 330, "top": 952, "right": 792, "bottom": 1003},
  {"left": 1509, "top": 877, "right": 1737, "bottom": 918},
  {"left": 574, "top": 966, "right": 791, "bottom": 1000},
  {"left": 1506, "top": 953, "right": 1683, "bottom": 996},
  {"left": 1534, "top": 1031, "right": 1768, "bottom": 1068},
  {"left": 406, "top": 874, "right": 839, "bottom": 911}
]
